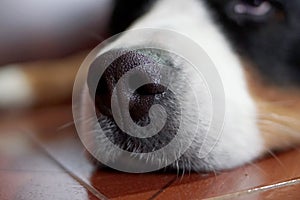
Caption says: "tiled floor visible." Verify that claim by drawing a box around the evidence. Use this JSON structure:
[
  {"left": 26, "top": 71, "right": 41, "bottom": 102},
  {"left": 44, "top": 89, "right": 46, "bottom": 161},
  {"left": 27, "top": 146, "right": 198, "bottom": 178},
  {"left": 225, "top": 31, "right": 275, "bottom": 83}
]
[{"left": 1, "top": 105, "right": 300, "bottom": 200}]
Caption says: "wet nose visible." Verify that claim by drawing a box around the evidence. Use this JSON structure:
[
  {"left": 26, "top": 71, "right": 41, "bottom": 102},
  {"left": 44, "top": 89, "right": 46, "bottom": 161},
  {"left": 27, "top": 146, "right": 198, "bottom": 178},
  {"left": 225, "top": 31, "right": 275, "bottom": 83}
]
[{"left": 87, "top": 50, "right": 166, "bottom": 123}]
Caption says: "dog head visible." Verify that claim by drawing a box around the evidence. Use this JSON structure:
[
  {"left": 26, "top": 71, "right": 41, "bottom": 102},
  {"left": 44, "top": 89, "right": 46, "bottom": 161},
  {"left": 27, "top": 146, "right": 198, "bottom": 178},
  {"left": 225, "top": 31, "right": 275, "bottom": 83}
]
[{"left": 77, "top": 0, "right": 300, "bottom": 172}]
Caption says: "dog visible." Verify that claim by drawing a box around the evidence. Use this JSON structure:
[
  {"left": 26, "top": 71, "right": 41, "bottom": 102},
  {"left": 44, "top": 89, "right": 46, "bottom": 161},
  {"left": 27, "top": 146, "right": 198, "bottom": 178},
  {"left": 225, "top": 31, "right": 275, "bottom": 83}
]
[
  {"left": 1, "top": 0, "right": 300, "bottom": 172},
  {"left": 77, "top": 0, "right": 300, "bottom": 172}
]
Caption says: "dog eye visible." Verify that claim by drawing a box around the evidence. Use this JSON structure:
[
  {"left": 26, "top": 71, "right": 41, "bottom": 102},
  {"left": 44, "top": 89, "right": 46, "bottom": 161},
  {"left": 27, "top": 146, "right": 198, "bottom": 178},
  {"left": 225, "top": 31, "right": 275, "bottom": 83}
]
[
  {"left": 226, "top": 0, "right": 284, "bottom": 23},
  {"left": 234, "top": 0, "right": 273, "bottom": 17}
]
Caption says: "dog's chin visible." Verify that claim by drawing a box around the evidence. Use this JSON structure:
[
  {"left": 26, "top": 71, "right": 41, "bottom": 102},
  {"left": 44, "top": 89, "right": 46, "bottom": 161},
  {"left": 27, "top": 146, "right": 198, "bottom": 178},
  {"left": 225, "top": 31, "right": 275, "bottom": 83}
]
[
  {"left": 88, "top": 117, "right": 261, "bottom": 173},
  {"left": 97, "top": 115, "right": 179, "bottom": 154},
  {"left": 83, "top": 92, "right": 263, "bottom": 173},
  {"left": 92, "top": 116, "right": 205, "bottom": 172}
]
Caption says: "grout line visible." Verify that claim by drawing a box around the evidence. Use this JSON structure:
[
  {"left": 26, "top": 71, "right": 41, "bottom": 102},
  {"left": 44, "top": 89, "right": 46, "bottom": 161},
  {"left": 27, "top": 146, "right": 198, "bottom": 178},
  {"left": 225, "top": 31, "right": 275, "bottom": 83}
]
[
  {"left": 148, "top": 176, "right": 178, "bottom": 200},
  {"left": 204, "top": 177, "right": 300, "bottom": 200},
  {"left": 26, "top": 131, "right": 109, "bottom": 200}
]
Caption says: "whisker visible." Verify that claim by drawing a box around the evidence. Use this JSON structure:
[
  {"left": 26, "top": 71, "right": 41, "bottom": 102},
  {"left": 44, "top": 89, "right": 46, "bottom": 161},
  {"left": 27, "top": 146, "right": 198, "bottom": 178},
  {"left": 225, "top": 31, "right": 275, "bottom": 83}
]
[
  {"left": 179, "top": 167, "right": 185, "bottom": 181},
  {"left": 176, "top": 161, "right": 180, "bottom": 178},
  {"left": 266, "top": 149, "right": 288, "bottom": 174},
  {"left": 258, "top": 99, "right": 298, "bottom": 106},
  {"left": 56, "top": 115, "right": 97, "bottom": 132},
  {"left": 259, "top": 119, "right": 300, "bottom": 137},
  {"left": 211, "top": 166, "right": 219, "bottom": 179},
  {"left": 245, "top": 161, "right": 268, "bottom": 176},
  {"left": 258, "top": 113, "right": 300, "bottom": 125},
  {"left": 56, "top": 120, "right": 76, "bottom": 131}
]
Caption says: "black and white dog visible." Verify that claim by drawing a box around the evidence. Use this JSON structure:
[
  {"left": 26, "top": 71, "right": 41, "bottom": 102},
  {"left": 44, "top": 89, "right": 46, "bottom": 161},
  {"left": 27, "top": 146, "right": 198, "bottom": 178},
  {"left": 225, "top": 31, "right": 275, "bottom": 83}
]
[{"left": 79, "top": 0, "right": 300, "bottom": 172}]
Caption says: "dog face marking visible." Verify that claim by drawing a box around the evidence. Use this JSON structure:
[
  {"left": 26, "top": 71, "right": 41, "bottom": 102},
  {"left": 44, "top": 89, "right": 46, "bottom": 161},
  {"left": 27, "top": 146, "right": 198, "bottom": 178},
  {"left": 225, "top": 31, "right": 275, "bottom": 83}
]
[
  {"left": 205, "top": 0, "right": 300, "bottom": 85},
  {"left": 78, "top": 0, "right": 300, "bottom": 172}
]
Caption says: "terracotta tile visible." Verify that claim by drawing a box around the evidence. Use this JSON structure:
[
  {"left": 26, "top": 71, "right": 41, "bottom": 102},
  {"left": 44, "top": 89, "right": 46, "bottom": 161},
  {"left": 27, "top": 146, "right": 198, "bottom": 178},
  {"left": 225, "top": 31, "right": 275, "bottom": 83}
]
[
  {"left": 210, "top": 178, "right": 300, "bottom": 200},
  {"left": 90, "top": 170, "right": 176, "bottom": 199},
  {"left": 155, "top": 148, "right": 300, "bottom": 199},
  {"left": 111, "top": 190, "right": 161, "bottom": 200},
  {"left": 0, "top": 171, "right": 99, "bottom": 200},
  {"left": 0, "top": 126, "right": 100, "bottom": 200},
  {"left": 3, "top": 105, "right": 300, "bottom": 200},
  {"left": 0, "top": 132, "right": 62, "bottom": 172},
  {"left": 254, "top": 180, "right": 300, "bottom": 200},
  {"left": 32, "top": 119, "right": 176, "bottom": 199},
  {"left": 8, "top": 105, "right": 175, "bottom": 199},
  {"left": 0, "top": 105, "right": 73, "bottom": 133}
]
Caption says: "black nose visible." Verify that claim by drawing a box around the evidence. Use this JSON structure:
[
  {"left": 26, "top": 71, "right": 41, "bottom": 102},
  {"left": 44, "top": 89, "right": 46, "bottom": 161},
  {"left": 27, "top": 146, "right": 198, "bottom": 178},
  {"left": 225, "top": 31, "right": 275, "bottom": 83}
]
[{"left": 87, "top": 50, "right": 166, "bottom": 123}]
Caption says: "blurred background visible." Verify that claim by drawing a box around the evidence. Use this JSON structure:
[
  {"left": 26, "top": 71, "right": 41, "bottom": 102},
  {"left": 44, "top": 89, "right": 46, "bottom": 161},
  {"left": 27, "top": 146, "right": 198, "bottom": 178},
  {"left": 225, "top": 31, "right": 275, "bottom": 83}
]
[
  {"left": 0, "top": 0, "right": 114, "bottom": 110},
  {"left": 0, "top": 0, "right": 112, "bottom": 64},
  {"left": 0, "top": 2, "right": 115, "bottom": 198}
]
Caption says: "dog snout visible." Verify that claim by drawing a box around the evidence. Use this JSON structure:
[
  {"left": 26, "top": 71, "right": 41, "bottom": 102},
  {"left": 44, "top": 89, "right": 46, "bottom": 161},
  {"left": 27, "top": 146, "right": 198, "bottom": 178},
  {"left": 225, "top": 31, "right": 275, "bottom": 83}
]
[{"left": 87, "top": 50, "right": 166, "bottom": 123}]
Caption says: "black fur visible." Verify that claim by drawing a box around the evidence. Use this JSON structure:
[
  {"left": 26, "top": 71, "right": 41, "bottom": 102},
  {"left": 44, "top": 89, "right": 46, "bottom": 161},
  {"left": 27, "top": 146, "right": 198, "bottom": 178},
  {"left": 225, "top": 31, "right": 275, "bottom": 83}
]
[
  {"left": 110, "top": 0, "right": 300, "bottom": 86},
  {"left": 110, "top": 0, "right": 157, "bottom": 34},
  {"left": 204, "top": 0, "right": 300, "bottom": 86}
]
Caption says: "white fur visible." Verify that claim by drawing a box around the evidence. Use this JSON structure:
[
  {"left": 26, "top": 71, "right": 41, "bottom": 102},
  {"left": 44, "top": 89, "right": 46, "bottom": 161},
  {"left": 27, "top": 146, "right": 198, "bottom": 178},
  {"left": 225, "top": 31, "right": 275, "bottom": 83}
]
[
  {"left": 0, "top": 66, "right": 34, "bottom": 108},
  {"left": 81, "top": 0, "right": 264, "bottom": 171}
]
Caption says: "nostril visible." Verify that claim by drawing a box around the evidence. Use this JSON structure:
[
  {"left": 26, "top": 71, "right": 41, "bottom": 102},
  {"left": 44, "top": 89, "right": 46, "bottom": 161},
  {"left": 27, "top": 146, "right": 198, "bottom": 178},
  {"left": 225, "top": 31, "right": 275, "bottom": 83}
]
[
  {"left": 128, "top": 72, "right": 166, "bottom": 95},
  {"left": 136, "top": 83, "right": 166, "bottom": 95}
]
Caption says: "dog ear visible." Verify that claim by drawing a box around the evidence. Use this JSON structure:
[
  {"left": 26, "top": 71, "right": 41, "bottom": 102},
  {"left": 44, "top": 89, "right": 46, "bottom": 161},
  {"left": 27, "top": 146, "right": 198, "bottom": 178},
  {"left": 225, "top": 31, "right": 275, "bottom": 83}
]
[{"left": 0, "top": 0, "right": 114, "bottom": 65}]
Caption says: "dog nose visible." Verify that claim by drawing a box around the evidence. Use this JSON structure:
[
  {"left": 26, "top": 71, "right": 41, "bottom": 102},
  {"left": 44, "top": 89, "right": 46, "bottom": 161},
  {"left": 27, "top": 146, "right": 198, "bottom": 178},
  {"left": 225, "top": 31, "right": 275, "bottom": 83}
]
[{"left": 87, "top": 50, "right": 166, "bottom": 123}]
